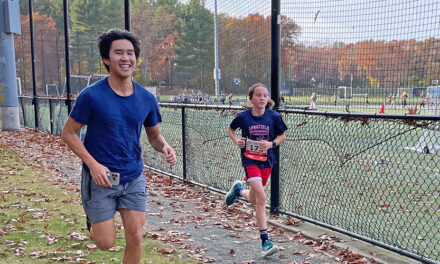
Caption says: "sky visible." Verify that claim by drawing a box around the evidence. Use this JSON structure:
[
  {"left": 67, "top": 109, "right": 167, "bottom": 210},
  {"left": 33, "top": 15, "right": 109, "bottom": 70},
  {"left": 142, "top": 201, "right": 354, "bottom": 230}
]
[{"left": 203, "top": 0, "right": 440, "bottom": 45}]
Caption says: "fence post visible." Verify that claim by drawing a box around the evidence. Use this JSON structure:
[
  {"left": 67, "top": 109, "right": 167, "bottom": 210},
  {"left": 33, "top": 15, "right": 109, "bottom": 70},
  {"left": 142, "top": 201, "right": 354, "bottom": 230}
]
[
  {"left": 63, "top": 0, "right": 72, "bottom": 114},
  {"left": 181, "top": 106, "right": 187, "bottom": 180},
  {"left": 27, "top": 0, "right": 39, "bottom": 130},
  {"left": 270, "top": 0, "right": 281, "bottom": 215},
  {"left": 49, "top": 99, "right": 53, "bottom": 134},
  {"left": 19, "top": 97, "right": 26, "bottom": 127},
  {"left": 124, "top": 0, "right": 130, "bottom": 31}
]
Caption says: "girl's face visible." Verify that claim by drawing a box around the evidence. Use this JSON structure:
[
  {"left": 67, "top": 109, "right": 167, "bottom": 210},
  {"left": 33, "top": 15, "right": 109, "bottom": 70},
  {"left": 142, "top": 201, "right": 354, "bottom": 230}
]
[{"left": 250, "top": 86, "right": 269, "bottom": 109}]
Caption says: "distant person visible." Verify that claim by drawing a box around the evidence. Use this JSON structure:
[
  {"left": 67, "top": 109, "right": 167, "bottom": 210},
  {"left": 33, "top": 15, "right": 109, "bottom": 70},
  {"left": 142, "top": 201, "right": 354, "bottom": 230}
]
[
  {"left": 426, "top": 93, "right": 432, "bottom": 111},
  {"left": 220, "top": 94, "right": 226, "bottom": 104},
  {"left": 365, "top": 94, "right": 370, "bottom": 107},
  {"left": 420, "top": 91, "right": 426, "bottom": 108},
  {"left": 332, "top": 93, "right": 337, "bottom": 106},
  {"left": 401, "top": 92, "right": 408, "bottom": 109},
  {"left": 389, "top": 94, "right": 396, "bottom": 109},
  {"left": 61, "top": 29, "right": 176, "bottom": 264},
  {"left": 228, "top": 93, "right": 233, "bottom": 106},
  {"left": 225, "top": 83, "right": 287, "bottom": 258},
  {"left": 310, "top": 92, "right": 317, "bottom": 109}
]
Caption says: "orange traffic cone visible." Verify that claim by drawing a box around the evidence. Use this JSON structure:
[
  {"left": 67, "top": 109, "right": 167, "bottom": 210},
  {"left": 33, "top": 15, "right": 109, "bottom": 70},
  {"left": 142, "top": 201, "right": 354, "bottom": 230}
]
[{"left": 379, "top": 103, "right": 385, "bottom": 113}]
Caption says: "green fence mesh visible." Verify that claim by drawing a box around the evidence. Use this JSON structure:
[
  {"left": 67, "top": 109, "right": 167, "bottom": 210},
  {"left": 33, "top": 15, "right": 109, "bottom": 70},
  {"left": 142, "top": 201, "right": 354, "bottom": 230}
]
[{"left": 18, "top": 93, "right": 440, "bottom": 263}]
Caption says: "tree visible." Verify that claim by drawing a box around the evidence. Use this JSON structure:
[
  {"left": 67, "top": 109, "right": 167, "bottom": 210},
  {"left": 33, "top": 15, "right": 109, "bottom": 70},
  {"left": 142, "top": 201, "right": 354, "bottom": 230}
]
[
  {"left": 173, "top": 0, "right": 214, "bottom": 92},
  {"left": 217, "top": 13, "right": 300, "bottom": 94},
  {"left": 147, "top": 32, "right": 178, "bottom": 87},
  {"left": 15, "top": 13, "right": 58, "bottom": 95},
  {"left": 70, "top": 0, "right": 123, "bottom": 75},
  {"left": 131, "top": 2, "right": 178, "bottom": 85}
]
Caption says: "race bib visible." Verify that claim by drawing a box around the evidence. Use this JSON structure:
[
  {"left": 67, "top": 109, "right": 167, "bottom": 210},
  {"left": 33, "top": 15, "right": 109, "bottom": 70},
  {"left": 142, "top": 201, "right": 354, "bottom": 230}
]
[{"left": 245, "top": 139, "right": 267, "bottom": 161}]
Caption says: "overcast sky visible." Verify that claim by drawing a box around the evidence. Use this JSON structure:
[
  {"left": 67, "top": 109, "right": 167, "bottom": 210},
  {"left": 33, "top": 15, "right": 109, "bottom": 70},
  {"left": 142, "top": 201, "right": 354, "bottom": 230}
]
[{"left": 204, "top": 0, "right": 440, "bottom": 45}]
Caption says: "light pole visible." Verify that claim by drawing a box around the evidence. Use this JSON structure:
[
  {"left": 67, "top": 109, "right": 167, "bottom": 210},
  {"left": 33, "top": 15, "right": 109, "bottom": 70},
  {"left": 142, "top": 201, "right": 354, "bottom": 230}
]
[{"left": 213, "top": 0, "right": 220, "bottom": 98}]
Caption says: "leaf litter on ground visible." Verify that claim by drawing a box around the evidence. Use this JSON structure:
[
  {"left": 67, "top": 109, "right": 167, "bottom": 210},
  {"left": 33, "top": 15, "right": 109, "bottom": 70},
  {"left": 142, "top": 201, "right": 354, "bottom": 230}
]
[{"left": 0, "top": 138, "right": 199, "bottom": 264}]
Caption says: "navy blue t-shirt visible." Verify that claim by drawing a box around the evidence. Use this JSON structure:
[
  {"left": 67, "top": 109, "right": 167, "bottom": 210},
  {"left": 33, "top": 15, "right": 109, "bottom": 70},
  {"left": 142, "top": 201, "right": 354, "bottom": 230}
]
[
  {"left": 229, "top": 109, "right": 287, "bottom": 168},
  {"left": 70, "top": 78, "right": 162, "bottom": 184}
]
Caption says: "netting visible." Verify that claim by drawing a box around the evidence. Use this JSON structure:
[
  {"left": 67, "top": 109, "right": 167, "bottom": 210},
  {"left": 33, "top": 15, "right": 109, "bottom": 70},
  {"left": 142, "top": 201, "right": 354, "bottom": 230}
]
[
  {"left": 280, "top": 0, "right": 440, "bottom": 113},
  {"left": 14, "top": 1, "right": 440, "bottom": 114},
  {"left": 142, "top": 107, "right": 184, "bottom": 178},
  {"left": 14, "top": 1, "right": 123, "bottom": 98}
]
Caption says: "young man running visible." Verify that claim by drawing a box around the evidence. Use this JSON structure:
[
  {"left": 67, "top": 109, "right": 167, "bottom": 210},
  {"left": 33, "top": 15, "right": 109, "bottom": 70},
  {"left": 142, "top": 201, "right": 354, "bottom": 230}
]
[{"left": 61, "top": 29, "right": 176, "bottom": 264}]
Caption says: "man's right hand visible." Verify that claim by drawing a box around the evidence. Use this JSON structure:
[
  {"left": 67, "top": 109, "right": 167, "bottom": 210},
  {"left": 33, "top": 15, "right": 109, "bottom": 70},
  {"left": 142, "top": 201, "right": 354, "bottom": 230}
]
[
  {"left": 62, "top": 117, "right": 111, "bottom": 187},
  {"left": 89, "top": 163, "right": 112, "bottom": 188}
]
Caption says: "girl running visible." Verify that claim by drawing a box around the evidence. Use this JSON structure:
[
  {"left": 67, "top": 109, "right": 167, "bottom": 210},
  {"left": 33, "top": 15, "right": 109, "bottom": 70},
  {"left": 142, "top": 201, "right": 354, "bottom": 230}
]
[{"left": 225, "top": 83, "right": 287, "bottom": 258}]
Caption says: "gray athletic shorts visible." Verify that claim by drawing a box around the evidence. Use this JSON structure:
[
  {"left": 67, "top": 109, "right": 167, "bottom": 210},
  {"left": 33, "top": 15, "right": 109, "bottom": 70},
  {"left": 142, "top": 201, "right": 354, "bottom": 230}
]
[{"left": 81, "top": 169, "right": 147, "bottom": 223}]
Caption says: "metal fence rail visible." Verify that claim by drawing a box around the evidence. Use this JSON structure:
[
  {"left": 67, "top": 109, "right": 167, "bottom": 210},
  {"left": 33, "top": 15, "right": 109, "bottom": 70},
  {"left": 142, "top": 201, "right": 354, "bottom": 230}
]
[{"left": 18, "top": 98, "right": 440, "bottom": 263}]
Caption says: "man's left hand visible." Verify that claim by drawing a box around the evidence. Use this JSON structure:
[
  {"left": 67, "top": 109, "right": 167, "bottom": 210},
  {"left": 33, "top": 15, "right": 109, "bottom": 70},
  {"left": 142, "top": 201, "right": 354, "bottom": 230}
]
[{"left": 163, "top": 145, "right": 177, "bottom": 169}]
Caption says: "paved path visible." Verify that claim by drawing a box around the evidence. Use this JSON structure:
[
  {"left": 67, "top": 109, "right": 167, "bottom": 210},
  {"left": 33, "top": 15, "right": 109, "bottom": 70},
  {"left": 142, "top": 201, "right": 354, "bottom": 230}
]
[{"left": 145, "top": 173, "right": 338, "bottom": 263}]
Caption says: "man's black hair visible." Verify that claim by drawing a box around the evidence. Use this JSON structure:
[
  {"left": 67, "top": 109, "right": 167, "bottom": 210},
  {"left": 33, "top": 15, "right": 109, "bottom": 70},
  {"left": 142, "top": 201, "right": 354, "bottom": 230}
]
[{"left": 97, "top": 28, "right": 140, "bottom": 71}]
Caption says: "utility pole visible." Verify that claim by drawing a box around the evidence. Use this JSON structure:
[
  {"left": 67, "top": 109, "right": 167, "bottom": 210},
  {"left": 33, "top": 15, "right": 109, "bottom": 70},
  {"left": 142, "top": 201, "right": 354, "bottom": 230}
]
[
  {"left": 0, "top": 0, "right": 21, "bottom": 131},
  {"left": 213, "top": 0, "right": 220, "bottom": 98}
]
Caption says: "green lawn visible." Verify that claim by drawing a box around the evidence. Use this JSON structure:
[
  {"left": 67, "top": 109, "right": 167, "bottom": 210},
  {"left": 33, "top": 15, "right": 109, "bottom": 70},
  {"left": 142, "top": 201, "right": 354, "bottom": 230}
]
[{"left": 0, "top": 146, "right": 200, "bottom": 264}]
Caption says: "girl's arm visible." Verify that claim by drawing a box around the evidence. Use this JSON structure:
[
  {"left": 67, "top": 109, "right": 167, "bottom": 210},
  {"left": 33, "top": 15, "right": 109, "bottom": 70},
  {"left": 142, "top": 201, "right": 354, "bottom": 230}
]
[
  {"left": 227, "top": 127, "right": 245, "bottom": 148},
  {"left": 272, "top": 132, "right": 286, "bottom": 148},
  {"left": 258, "top": 132, "right": 287, "bottom": 151}
]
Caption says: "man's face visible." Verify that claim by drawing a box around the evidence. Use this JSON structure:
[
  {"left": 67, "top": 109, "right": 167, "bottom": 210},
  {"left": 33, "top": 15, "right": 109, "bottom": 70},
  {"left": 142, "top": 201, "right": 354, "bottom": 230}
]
[{"left": 103, "top": 39, "right": 136, "bottom": 79}]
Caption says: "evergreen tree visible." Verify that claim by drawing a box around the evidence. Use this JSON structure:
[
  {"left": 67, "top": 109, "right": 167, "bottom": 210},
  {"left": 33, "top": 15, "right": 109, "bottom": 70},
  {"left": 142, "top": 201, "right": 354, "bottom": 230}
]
[
  {"left": 70, "top": 0, "right": 123, "bottom": 75},
  {"left": 174, "top": 0, "right": 214, "bottom": 92}
]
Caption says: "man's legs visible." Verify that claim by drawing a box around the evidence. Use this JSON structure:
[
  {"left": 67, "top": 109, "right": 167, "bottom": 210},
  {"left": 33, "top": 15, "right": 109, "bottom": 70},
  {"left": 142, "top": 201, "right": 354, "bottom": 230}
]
[
  {"left": 119, "top": 209, "right": 146, "bottom": 264},
  {"left": 89, "top": 218, "right": 116, "bottom": 250},
  {"left": 81, "top": 168, "right": 117, "bottom": 250}
]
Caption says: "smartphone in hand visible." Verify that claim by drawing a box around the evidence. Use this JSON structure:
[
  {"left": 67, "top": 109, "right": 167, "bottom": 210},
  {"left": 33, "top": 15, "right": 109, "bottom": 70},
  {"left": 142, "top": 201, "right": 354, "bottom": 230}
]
[{"left": 107, "top": 172, "right": 120, "bottom": 186}]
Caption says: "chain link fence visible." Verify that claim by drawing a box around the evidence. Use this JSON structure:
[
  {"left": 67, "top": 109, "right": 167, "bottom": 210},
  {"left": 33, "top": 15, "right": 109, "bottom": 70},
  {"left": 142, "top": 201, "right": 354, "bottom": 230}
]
[
  {"left": 17, "top": 97, "right": 440, "bottom": 263},
  {"left": 141, "top": 103, "right": 439, "bottom": 263},
  {"left": 280, "top": 111, "right": 439, "bottom": 262}
]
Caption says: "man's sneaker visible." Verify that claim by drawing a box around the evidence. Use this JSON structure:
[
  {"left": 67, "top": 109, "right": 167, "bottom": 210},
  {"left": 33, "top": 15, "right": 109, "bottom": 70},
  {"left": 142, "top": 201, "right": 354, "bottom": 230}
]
[
  {"left": 261, "top": 239, "right": 279, "bottom": 258},
  {"left": 225, "top": 180, "right": 242, "bottom": 206},
  {"left": 86, "top": 216, "right": 91, "bottom": 232}
]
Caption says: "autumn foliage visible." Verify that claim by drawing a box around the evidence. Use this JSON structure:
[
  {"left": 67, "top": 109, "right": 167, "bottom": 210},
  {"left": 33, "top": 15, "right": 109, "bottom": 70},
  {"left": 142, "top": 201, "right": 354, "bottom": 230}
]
[{"left": 13, "top": 3, "right": 440, "bottom": 96}]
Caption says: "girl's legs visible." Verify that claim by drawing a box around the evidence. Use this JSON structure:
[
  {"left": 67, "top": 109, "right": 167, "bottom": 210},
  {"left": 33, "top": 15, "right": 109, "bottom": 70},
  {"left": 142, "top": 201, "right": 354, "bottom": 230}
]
[
  {"left": 240, "top": 180, "right": 267, "bottom": 230},
  {"left": 241, "top": 180, "right": 279, "bottom": 257},
  {"left": 227, "top": 166, "right": 278, "bottom": 256}
]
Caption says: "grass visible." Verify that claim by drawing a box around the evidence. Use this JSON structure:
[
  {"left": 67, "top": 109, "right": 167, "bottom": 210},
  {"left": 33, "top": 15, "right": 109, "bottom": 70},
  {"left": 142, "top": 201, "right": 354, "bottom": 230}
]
[{"left": 0, "top": 146, "right": 200, "bottom": 264}]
